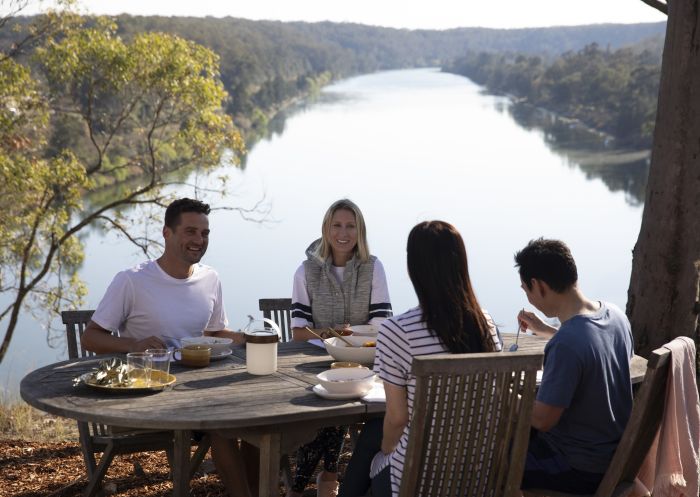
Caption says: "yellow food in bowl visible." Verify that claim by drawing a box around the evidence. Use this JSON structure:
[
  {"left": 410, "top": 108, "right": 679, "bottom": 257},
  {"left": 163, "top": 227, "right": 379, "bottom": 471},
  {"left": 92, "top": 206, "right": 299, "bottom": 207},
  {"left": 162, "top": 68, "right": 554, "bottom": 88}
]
[{"left": 362, "top": 341, "right": 376, "bottom": 347}]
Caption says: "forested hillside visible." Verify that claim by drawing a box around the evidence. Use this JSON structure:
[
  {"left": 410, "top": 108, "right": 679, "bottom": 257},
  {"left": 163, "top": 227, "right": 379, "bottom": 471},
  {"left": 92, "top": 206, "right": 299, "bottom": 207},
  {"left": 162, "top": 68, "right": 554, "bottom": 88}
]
[
  {"left": 1, "top": 15, "right": 665, "bottom": 142},
  {"left": 445, "top": 39, "right": 663, "bottom": 147}
]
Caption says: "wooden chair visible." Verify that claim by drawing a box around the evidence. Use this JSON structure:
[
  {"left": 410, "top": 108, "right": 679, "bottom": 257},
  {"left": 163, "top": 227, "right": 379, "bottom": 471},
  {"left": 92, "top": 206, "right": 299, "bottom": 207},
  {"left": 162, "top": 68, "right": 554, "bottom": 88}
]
[
  {"left": 258, "top": 298, "right": 292, "bottom": 342},
  {"left": 523, "top": 344, "right": 672, "bottom": 497},
  {"left": 61, "top": 310, "right": 210, "bottom": 497},
  {"left": 398, "top": 350, "right": 543, "bottom": 497}
]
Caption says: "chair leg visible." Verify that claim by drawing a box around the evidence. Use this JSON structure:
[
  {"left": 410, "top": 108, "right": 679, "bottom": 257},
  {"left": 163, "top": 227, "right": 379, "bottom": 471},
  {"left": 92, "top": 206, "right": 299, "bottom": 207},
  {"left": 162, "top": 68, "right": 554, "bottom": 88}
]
[
  {"left": 77, "top": 422, "right": 97, "bottom": 478},
  {"left": 84, "top": 441, "right": 118, "bottom": 497},
  {"left": 189, "top": 435, "right": 211, "bottom": 479}
]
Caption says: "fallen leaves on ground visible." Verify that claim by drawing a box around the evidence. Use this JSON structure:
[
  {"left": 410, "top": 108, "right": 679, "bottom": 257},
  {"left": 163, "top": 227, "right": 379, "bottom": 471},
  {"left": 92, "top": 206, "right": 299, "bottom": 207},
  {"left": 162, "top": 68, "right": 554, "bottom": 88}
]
[
  {"left": 0, "top": 439, "right": 233, "bottom": 497},
  {"left": 0, "top": 437, "right": 351, "bottom": 497}
]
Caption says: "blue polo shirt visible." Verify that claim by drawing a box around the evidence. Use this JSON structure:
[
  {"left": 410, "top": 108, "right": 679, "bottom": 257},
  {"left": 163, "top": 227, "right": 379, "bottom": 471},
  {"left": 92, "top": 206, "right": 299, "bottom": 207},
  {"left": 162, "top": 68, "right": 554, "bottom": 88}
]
[{"left": 537, "top": 302, "right": 633, "bottom": 473}]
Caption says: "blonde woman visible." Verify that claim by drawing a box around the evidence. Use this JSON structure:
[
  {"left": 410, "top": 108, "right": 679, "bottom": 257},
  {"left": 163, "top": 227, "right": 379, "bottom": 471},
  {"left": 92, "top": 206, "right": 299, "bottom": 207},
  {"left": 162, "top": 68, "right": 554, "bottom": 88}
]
[{"left": 289, "top": 199, "right": 392, "bottom": 497}]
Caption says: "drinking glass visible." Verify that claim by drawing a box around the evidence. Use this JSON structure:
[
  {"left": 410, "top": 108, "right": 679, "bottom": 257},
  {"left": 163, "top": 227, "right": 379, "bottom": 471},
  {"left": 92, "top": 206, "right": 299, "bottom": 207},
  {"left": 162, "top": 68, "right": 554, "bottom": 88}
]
[
  {"left": 145, "top": 348, "right": 171, "bottom": 385},
  {"left": 126, "top": 352, "right": 152, "bottom": 387}
]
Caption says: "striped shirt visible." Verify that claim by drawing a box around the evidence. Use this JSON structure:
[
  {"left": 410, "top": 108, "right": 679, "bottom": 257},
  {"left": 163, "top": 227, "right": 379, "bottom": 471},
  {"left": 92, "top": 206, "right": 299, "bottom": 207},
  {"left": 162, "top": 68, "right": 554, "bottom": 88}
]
[
  {"left": 374, "top": 306, "right": 502, "bottom": 497},
  {"left": 291, "top": 258, "right": 392, "bottom": 328}
]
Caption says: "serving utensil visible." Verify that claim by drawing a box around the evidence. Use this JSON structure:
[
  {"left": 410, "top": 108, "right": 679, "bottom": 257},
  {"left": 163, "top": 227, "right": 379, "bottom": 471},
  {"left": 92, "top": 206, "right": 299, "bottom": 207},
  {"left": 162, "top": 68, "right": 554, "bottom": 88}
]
[{"left": 328, "top": 328, "right": 356, "bottom": 347}]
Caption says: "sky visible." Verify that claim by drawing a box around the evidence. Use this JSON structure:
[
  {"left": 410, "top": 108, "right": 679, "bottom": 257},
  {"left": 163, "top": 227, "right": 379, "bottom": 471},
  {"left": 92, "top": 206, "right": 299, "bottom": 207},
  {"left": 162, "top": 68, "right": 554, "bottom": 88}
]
[{"left": 28, "top": 0, "right": 667, "bottom": 30}]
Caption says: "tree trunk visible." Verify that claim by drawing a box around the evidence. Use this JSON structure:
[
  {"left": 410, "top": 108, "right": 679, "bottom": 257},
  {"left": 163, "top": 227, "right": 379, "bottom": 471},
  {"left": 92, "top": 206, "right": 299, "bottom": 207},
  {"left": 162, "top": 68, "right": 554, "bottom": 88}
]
[{"left": 627, "top": 0, "right": 700, "bottom": 357}]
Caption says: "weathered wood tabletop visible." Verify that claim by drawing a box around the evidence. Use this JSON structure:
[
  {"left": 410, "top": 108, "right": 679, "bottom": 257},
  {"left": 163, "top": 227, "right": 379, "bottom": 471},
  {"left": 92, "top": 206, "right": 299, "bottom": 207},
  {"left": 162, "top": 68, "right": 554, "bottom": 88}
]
[{"left": 19, "top": 334, "right": 647, "bottom": 497}]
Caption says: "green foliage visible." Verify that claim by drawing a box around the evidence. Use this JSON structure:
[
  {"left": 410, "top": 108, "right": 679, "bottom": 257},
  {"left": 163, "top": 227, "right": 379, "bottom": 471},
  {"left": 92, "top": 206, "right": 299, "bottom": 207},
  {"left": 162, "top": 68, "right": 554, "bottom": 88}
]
[
  {"left": 445, "top": 41, "right": 662, "bottom": 147},
  {"left": 0, "top": 7, "right": 244, "bottom": 362}
]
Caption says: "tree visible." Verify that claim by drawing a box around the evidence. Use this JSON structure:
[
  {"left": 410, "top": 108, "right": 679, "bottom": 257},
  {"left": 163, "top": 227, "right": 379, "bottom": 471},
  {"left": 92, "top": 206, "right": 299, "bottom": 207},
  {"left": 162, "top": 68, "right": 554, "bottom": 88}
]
[
  {"left": 626, "top": 0, "right": 700, "bottom": 362},
  {"left": 0, "top": 4, "right": 246, "bottom": 363}
]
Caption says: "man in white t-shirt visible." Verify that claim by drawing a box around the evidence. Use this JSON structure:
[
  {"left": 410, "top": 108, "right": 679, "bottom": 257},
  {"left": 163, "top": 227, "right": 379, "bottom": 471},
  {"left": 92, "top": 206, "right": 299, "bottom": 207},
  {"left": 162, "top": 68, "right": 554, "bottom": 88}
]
[
  {"left": 82, "top": 198, "right": 255, "bottom": 497},
  {"left": 82, "top": 197, "right": 243, "bottom": 352}
]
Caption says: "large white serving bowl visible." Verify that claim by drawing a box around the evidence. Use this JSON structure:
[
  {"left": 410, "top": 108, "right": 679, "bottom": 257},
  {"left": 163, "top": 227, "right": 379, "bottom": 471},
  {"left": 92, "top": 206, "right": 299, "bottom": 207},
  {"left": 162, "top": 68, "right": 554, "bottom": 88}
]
[
  {"left": 349, "top": 324, "right": 378, "bottom": 337},
  {"left": 180, "top": 336, "right": 232, "bottom": 355},
  {"left": 324, "top": 336, "right": 376, "bottom": 365},
  {"left": 316, "top": 368, "right": 376, "bottom": 395}
]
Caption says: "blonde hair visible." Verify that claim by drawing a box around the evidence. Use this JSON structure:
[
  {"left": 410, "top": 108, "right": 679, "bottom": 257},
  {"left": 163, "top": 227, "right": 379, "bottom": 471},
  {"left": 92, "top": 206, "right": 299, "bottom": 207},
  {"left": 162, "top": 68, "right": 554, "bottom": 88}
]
[{"left": 317, "top": 199, "right": 370, "bottom": 263}]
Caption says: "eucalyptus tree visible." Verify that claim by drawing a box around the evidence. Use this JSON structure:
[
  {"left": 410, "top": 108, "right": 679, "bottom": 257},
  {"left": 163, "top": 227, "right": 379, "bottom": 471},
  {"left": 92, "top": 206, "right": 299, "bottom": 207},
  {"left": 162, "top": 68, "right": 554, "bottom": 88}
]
[
  {"left": 0, "top": 6, "right": 245, "bottom": 363},
  {"left": 626, "top": 0, "right": 700, "bottom": 360}
]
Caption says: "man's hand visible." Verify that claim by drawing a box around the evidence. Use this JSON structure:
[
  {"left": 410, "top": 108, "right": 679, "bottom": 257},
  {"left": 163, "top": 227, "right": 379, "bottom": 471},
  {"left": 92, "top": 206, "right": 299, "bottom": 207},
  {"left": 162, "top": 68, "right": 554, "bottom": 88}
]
[
  {"left": 129, "top": 336, "right": 167, "bottom": 352},
  {"left": 518, "top": 310, "right": 558, "bottom": 337}
]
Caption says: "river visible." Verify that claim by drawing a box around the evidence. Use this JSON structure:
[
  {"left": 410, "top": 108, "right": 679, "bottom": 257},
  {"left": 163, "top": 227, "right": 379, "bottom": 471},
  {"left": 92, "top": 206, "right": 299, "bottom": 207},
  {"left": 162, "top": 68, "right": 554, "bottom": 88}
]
[{"left": 0, "top": 68, "right": 646, "bottom": 399}]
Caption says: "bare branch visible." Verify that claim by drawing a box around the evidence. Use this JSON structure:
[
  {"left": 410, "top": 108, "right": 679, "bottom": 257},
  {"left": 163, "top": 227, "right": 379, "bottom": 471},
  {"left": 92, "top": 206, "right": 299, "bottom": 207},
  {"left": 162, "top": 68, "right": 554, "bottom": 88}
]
[
  {"left": 0, "top": 302, "right": 13, "bottom": 321},
  {"left": 94, "top": 215, "right": 150, "bottom": 256},
  {"left": 639, "top": 0, "right": 668, "bottom": 14},
  {"left": 213, "top": 195, "right": 276, "bottom": 224}
]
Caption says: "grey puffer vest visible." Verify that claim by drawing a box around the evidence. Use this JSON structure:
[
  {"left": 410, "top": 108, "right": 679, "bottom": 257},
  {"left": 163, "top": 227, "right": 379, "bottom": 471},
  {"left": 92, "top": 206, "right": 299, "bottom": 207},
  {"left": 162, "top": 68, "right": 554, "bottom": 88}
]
[{"left": 303, "top": 239, "right": 376, "bottom": 328}]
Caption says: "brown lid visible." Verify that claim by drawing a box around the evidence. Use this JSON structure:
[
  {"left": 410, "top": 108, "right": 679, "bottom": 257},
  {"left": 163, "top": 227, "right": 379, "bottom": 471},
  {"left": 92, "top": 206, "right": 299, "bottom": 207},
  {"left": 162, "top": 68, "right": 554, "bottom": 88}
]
[{"left": 245, "top": 330, "right": 280, "bottom": 344}]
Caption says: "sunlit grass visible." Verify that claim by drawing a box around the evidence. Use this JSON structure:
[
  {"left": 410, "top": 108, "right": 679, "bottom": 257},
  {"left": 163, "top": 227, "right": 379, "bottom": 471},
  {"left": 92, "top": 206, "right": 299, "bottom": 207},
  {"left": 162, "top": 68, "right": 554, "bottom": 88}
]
[{"left": 0, "top": 400, "right": 78, "bottom": 441}]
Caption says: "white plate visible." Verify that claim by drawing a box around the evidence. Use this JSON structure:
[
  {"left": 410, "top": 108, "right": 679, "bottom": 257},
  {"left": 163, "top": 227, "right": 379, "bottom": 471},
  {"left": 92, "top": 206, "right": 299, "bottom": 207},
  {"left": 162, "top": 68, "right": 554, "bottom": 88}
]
[
  {"left": 210, "top": 349, "right": 233, "bottom": 361},
  {"left": 350, "top": 324, "right": 378, "bottom": 337},
  {"left": 312, "top": 384, "right": 367, "bottom": 400}
]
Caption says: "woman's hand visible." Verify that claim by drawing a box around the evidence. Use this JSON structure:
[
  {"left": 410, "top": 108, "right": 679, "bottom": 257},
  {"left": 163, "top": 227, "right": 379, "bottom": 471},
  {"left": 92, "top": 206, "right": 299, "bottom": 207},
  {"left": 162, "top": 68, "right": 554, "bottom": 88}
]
[{"left": 517, "top": 309, "right": 558, "bottom": 338}]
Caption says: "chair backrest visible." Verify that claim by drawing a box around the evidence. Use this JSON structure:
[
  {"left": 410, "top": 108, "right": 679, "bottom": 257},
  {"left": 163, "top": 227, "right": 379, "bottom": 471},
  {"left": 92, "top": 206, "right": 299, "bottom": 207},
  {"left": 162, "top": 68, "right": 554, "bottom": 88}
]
[
  {"left": 61, "top": 310, "right": 96, "bottom": 359},
  {"left": 259, "top": 298, "right": 292, "bottom": 342},
  {"left": 592, "top": 345, "right": 672, "bottom": 497},
  {"left": 398, "top": 351, "right": 543, "bottom": 497}
]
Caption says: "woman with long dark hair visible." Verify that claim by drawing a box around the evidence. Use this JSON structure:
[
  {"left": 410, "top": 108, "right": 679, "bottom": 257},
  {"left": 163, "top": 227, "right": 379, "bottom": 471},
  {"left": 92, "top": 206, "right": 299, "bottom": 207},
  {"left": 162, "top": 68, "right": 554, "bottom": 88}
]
[{"left": 339, "top": 220, "right": 501, "bottom": 497}]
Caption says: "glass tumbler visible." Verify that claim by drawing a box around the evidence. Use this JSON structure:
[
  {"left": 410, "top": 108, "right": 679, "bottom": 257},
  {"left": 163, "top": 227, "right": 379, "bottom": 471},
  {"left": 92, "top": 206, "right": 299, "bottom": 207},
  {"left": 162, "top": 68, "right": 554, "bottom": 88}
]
[
  {"left": 126, "top": 352, "right": 152, "bottom": 387},
  {"left": 145, "top": 348, "right": 171, "bottom": 385}
]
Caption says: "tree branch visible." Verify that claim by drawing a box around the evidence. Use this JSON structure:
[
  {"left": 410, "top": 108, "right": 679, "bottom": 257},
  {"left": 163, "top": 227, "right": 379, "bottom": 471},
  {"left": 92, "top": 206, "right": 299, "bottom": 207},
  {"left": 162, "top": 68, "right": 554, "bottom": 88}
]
[
  {"left": 639, "top": 0, "right": 668, "bottom": 15},
  {"left": 94, "top": 215, "right": 151, "bottom": 256}
]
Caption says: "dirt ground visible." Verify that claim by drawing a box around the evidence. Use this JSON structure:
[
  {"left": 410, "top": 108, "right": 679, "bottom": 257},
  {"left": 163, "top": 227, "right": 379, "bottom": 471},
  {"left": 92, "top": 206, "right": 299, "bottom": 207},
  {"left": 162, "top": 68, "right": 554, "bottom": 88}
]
[{"left": 0, "top": 438, "right": 352, "bottom": 497}]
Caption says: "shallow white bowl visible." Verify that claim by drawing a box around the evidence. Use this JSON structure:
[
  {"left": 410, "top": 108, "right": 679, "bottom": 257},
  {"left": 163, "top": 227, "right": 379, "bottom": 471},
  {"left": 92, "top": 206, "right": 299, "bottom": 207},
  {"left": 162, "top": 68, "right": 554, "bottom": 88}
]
[
  {"left": 180, "top": 336, "right": 232, "bottom": 355},
  {"left": 316, "top": 368, "right": 376, "bottom": 395},
  {"left": 350, "top": 324, "right": 378, "bottom": 337},
  {"left": 324, "top": 336, "right": 376, "bottom": 365}
]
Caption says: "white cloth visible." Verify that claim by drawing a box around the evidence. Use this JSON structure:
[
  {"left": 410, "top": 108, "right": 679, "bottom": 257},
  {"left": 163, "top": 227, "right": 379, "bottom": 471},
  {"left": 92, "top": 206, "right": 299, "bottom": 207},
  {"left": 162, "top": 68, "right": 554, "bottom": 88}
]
[
  {"left": 291, "top": 257, "right": 391, "bottom": 328},
  {"left": 374, "top": 306, "right": 501, "bottom": 497},
  {"left": 361, "top": 377, "right": 386, "bottom": 403},
  {"left": 91, "top": 260, "right": 228, "bottom": 345}
]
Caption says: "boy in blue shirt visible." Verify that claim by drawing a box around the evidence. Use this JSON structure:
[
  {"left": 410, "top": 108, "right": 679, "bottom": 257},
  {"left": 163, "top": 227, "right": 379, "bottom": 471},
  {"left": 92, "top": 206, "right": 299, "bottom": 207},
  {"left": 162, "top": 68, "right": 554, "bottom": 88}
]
[{"left": 515, "top": 238, "right": 633, "bottom": 494}]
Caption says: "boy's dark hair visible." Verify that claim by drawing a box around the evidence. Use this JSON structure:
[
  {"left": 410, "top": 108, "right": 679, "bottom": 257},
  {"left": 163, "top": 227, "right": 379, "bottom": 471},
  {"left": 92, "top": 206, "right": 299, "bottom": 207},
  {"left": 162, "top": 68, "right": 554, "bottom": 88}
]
[
  {"left": 164, "top": 198, "right": 211, "bottom": 229},
  {"left": 514, "top": 238, "right": 578, "bottom": 293}
]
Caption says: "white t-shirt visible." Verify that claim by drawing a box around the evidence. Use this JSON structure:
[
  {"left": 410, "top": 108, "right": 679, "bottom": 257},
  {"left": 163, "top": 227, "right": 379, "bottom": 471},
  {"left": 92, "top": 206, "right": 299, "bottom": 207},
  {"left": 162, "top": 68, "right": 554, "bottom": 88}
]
[
  {"left": 291, "top": 258, "right": 392, "bottom": 328},
  {"left": 374, "top": 306, "right": 502, "bottom": 497},
  {"left": 91, "top": 260, "right": 228, "bottom": 346}
]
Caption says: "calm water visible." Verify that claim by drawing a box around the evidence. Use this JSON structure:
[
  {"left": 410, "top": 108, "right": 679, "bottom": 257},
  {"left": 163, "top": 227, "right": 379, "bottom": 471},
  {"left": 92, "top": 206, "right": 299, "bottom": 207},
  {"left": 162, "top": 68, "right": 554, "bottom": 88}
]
[{"left": 1, "top": 68, "right": 644, "bottom": 398}]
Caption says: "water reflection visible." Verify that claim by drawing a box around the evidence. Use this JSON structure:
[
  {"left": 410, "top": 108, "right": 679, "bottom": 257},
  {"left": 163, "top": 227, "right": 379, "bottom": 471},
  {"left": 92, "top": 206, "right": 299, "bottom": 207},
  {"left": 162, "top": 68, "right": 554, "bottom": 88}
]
[
  {"left": 504, "top": 102, "right": 650, "bottom": 206},
  {"left": 243, "top": 91, "right": 354, "bottom": 161}
]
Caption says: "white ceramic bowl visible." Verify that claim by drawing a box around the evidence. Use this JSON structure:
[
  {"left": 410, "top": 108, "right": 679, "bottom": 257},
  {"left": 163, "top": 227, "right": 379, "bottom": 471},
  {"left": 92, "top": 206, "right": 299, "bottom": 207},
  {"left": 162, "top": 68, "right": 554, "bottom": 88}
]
[
  {"left": 316, "top": 368, "right": 376, "bottom": 395},
  {"left": 180, "top": 336, "right": 232, "bottom": 355},
  {"left": 350, "top": 324, "right": 378, "bottom": 337},
  {"left": 324, "top": 336, "right": 376, "bottom": 365}
]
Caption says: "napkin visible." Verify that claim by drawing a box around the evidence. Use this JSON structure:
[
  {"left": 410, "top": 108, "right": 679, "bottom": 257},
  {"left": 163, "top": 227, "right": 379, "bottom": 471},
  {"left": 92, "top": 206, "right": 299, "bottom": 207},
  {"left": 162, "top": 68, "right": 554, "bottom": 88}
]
[
  {"left": 362, "top": 378, "right": 386, "bottom": 403},
  {"left": 309, "top": 339, "right": 325, "bottom": 349}
]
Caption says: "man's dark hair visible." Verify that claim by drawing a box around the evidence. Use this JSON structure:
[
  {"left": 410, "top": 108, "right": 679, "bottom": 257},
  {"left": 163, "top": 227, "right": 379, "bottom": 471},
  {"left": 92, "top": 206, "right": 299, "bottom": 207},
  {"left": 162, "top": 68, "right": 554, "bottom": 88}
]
[
  {"left": 164, "top": 198, "right": 211, "bottom": 229},
  {"left": 514, "top": 238, "right": 578, "bottom": 293}
]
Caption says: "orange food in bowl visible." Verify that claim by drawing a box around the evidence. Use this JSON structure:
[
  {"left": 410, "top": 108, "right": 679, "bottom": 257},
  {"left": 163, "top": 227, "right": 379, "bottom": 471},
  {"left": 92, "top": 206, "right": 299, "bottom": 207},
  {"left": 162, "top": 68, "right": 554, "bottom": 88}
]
[{"left": 362, "top": 341, "right": 376, "bottom": 348}]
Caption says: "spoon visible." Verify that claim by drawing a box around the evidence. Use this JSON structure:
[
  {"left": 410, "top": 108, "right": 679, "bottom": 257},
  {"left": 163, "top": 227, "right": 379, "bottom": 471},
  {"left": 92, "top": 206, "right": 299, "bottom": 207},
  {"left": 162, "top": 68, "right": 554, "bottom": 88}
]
[{"left": 509, "top": 309, "right": 524, "bottom": 352}]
